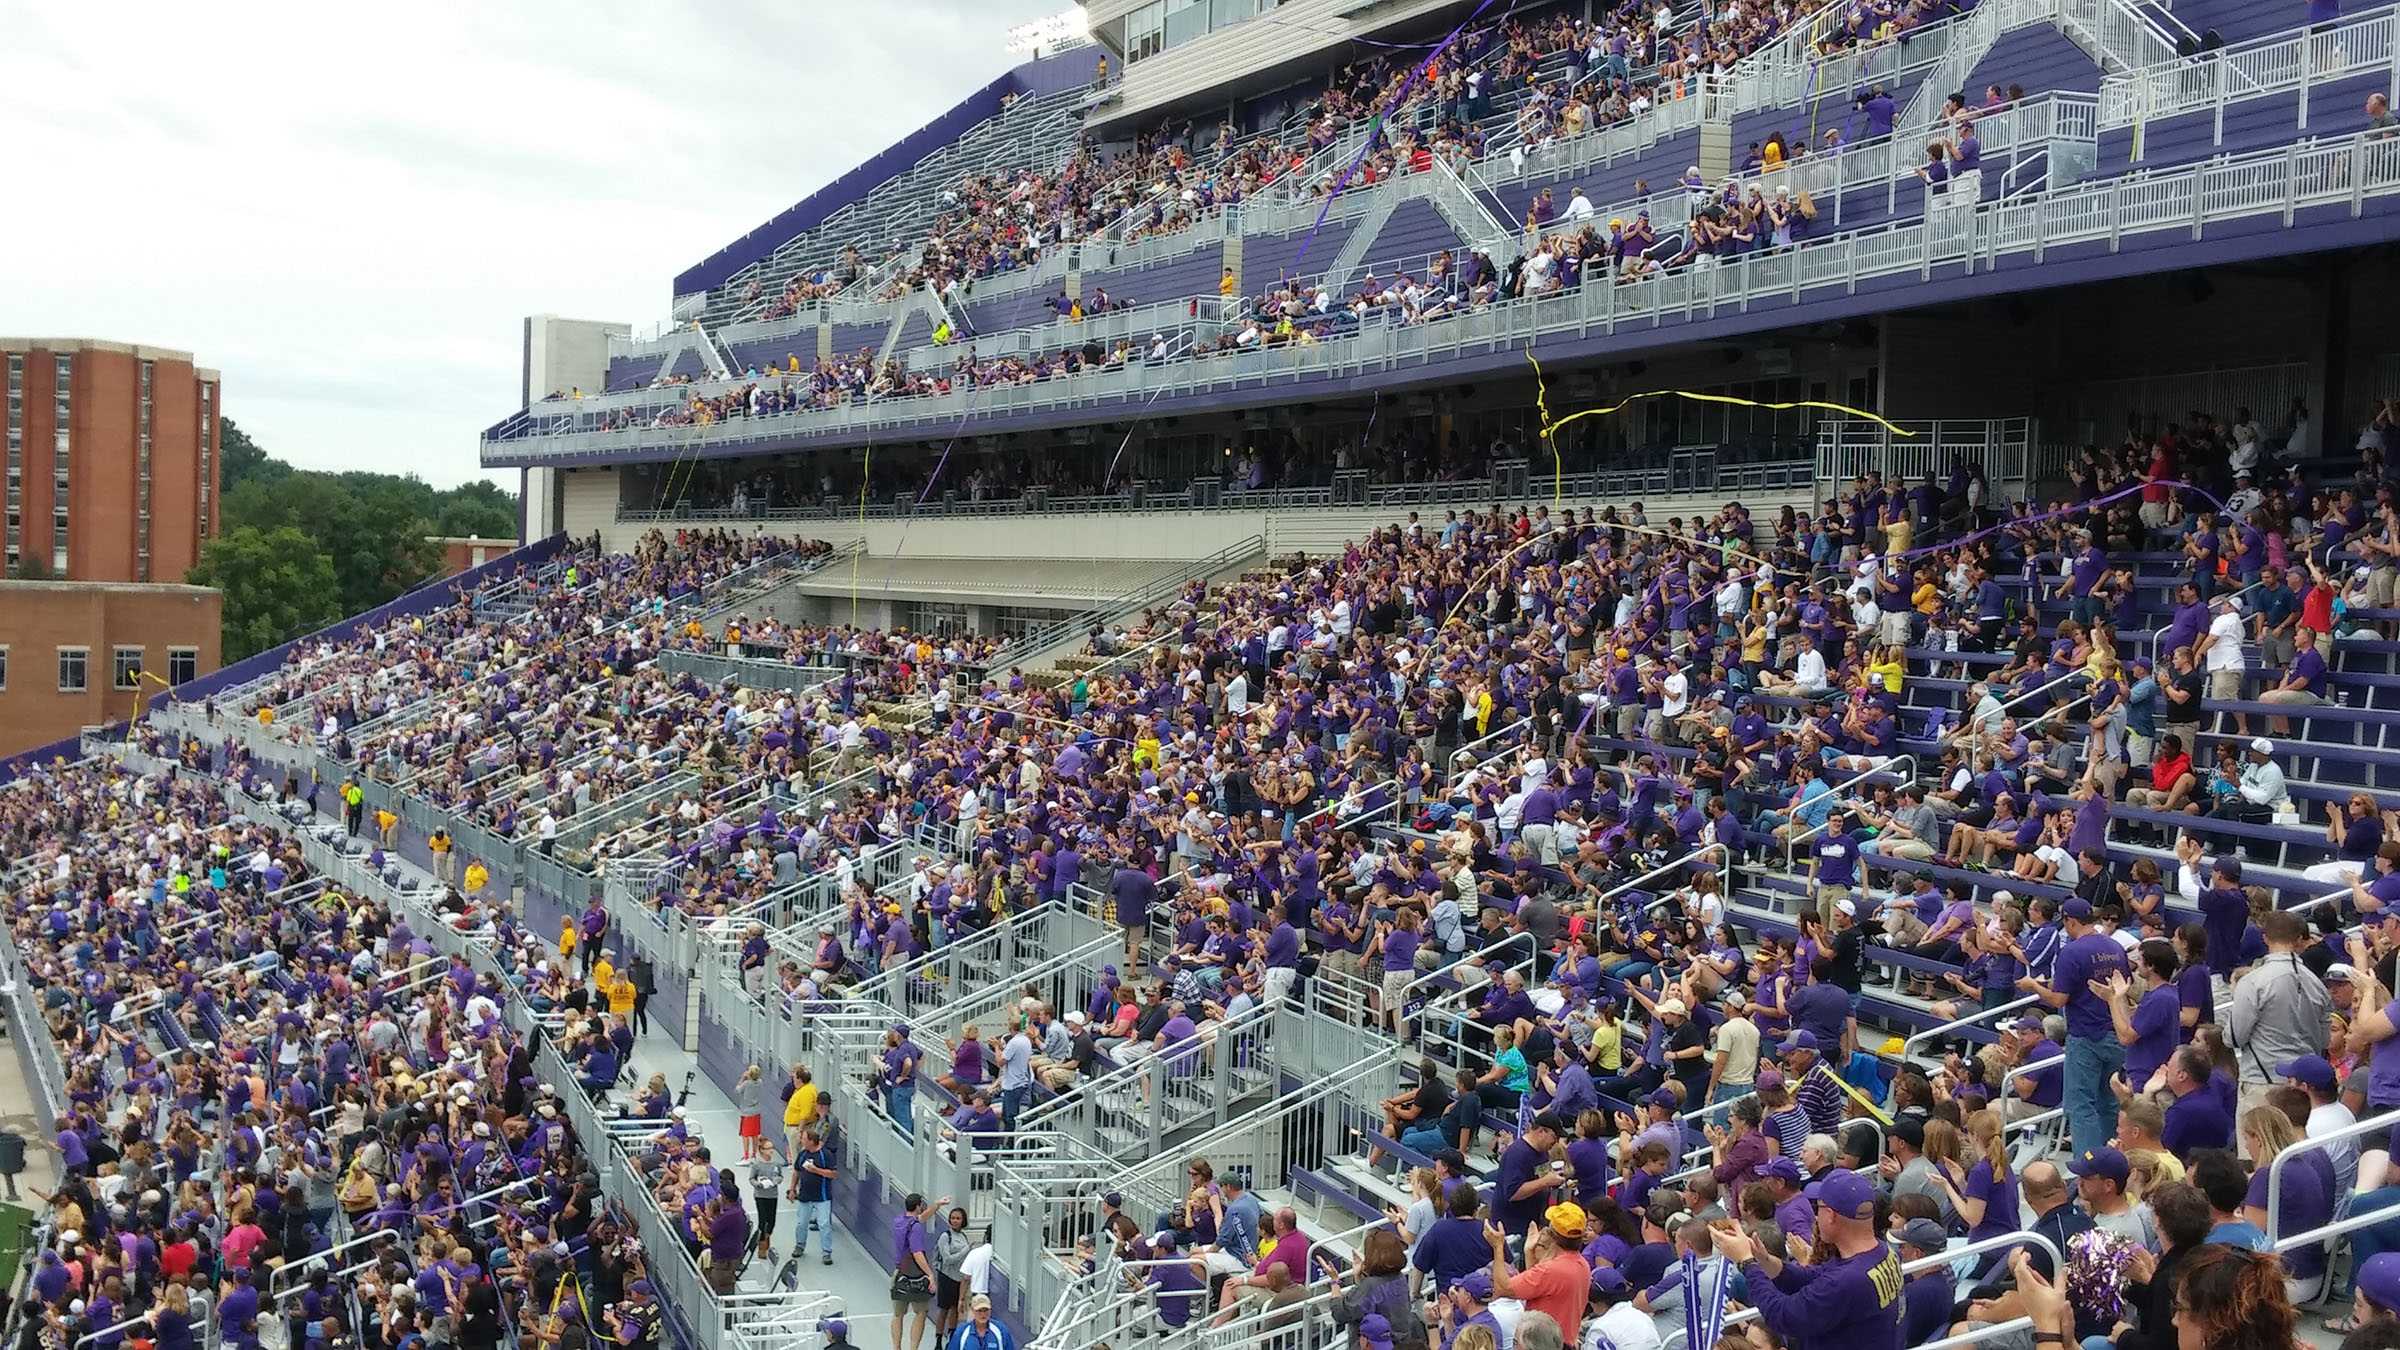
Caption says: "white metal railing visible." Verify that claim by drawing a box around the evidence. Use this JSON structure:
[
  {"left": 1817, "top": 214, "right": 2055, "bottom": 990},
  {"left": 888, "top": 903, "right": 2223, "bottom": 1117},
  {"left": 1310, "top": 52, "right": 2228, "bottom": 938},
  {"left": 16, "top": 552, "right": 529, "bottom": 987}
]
[
  {"left": 2100, "top": 4, "right": 2400, "bottom": 134},
  {"left": 1817, "top": 417, "right": 2038, "bottom": 486},
  {"left": 497, "top": 131, "right": 2400, "bottom": 470}
]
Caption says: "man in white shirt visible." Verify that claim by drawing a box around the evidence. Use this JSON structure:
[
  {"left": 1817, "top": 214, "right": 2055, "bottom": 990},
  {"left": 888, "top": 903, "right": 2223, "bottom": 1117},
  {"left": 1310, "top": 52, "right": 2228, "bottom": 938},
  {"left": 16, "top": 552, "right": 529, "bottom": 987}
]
[
  {"left": 1564, "top": 186, "right": 1595, "bottom": 221},
  {"left": 2195, "top": 592, "right": 2248, "bottom": 724},
  {"left": 2281, "top": 1053, "right": 2358, "bottom": 1196},
  {"left": 1224, "top": 669, "right": 1250, "bottom": 717},
  {"left": 1761, "top": 634, "right": 1830, "bottom": 697},
  {"left": 1647, "top": 657, "right": 1691, "bottom": 741},
  {"left": 2228, "top": 737, "right": 2288, "bottom": 822}
]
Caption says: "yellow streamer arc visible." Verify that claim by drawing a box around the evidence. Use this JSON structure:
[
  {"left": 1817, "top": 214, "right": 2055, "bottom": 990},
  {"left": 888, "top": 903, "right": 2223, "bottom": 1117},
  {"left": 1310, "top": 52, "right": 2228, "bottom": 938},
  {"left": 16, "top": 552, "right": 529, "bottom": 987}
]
[{"left": 1523, "top": 348, "right": 1919, "bottom": 444}]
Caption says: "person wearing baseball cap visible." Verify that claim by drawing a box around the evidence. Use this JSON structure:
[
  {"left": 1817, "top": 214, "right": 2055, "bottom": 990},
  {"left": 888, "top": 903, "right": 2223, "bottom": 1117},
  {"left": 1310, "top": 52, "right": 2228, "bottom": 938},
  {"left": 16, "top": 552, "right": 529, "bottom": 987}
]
[
  {"left": 1892, "top": 1217, "right": 1955, "bottom": 1348},
  {"left": 1759, "top": 1157, "right": 1812, "bottom": 1240},
  {"left": 2030, "top": 891, "right": 2131, "bottom": 1156},
  {"left": 2350, "top": 1252, "right": 2400, "bottom": 1331},
  {"left": 2278, "top": 1053, "right": 2360, "bottom": 1194},
  {"left": 1483, "top": 1196, "right": 1594, "bottom": 1335},
  {"left": 1447, "top": 1269, "right": 1504, "bottom": 1347},
  {"left": 1708, "top": 1168, "right": 1899, "bottom": 1348},
  {"left": 950, "top": 1293, "right": 1012, "bottom": 1350}
]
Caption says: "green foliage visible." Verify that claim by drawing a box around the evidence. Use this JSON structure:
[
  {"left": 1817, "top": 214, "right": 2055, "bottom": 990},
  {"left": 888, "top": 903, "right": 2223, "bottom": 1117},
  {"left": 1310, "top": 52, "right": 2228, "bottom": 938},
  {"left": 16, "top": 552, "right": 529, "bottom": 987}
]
[
  {"left": 212, "top": 421, "right": 518, "bottom": 619},
  {"left": 187, "top": 526, "right": 344, "bottom": 662}
]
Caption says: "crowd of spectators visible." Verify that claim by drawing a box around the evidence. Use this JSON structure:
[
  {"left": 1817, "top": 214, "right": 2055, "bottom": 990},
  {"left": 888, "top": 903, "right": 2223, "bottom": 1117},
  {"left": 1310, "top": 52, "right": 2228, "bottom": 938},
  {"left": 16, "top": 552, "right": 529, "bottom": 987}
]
[
  {"left": 0, "top": 740, "right": 680, "bottom": 1350},
  {"left": 132, "top": 378, "right": 2400, "bottom": 1350}
]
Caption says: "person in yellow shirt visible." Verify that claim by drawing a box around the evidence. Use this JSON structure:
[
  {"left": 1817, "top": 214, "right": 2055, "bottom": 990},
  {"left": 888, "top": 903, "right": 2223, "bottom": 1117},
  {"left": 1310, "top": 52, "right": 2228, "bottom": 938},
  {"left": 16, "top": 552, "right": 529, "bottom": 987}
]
[
  {"left": 1220, "top": 267, "right": 1237, "bottom": 297},
  {"left": 428, "top": 828, "right": 455, "bottom": 885},
  {"left": 557, "top": 916, "right": 577, "bottom": 966},
  {"left": 375, "top": 808, "right": 399, "bottom": 846},
  {"left": 783, "top": 1065, "right": 820, "bottom": 1133},
  {"left": 592, "top": 951, "right": 616, "bottom": 995},
  {"left": 463, "top": 860, "right": 489, "bottom": 898},
  {"left": 608, "top": 970, "right": 638, "bottom": 1017},
  {"left": 1865, "top": 649, "right": 1907, "bottom": 696}
]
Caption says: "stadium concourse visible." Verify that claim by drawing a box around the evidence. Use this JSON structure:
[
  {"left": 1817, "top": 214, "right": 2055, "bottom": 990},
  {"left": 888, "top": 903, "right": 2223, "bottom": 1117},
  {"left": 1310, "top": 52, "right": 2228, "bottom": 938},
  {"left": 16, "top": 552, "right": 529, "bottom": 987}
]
[{"left": 6, "top": 400, "right": 2400, "bottom": 1350}]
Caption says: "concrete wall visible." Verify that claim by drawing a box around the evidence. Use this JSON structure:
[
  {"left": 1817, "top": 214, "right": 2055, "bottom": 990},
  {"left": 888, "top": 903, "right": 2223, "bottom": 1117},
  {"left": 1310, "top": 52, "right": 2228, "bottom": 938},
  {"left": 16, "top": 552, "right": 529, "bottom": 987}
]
[
  {"left": 522, "top": 315, "right": 628, "bottom": 404},
  {"left": 523, "top": 318, "right": 626, "bottom": 541},
  {"left": 1093, "top": 0, "right": 1468, "bottom": 130},
  {"left": 566, "top": 462, "right": 1814, "bottom": 574}
]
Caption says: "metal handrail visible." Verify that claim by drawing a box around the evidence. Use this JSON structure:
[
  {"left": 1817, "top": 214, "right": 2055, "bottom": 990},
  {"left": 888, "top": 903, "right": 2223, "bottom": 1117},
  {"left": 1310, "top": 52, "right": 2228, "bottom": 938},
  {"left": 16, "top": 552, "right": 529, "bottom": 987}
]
[
  {"left": 72, "top": 1295, "right": 213, "bottom": 1350},
  {"left": 2265, "top": 1105, "right": 2400, "bottom": 1254},
  {"left": 1900, "top": 993, "right": 2046, "bottom": 1059},
  {"left": 1782, "top": 753, "right": 1921, "bottom": 866},
  {"left": 1697, "top": 1229, "right": 2064, "bottom": 1346},
  {"left": 1588, "top": 841, "right": 1733, "bottom": 916},
  {"left": 2148, "top": 579, "right": 2264, "bottom": 669}
]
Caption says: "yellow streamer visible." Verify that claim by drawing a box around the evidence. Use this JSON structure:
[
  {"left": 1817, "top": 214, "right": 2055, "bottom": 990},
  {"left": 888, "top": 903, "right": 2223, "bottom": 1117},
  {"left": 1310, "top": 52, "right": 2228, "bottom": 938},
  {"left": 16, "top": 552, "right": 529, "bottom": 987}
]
[
  {"left": 1524, "top": 349, "right": 1919, "bottom": 441},
  {"left": 1807, "top": 1059, "right": 1895, "bottom": 1128},
  {"left": 1529, "top": 348, "right": 1564, "bottom": 512}
]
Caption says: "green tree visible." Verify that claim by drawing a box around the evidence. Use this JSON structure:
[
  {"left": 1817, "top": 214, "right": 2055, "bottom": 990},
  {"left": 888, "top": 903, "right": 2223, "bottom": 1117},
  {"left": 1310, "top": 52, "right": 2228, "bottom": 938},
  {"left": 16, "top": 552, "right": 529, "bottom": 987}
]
[
  {"left": 200, "top": 422, "right": 515, "bottom": 650},
  {"left": 187, "top": 526, "right": 344, "bottom": 662},
  {"left": 218, "top": 417, "right": 284, "bottom": 494}
]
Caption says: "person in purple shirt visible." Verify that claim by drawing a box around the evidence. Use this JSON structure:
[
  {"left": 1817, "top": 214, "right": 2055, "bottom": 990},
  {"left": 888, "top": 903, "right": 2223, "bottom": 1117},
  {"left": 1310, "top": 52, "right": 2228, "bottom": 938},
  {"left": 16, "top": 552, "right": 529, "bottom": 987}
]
[
  {"left": 1261, "top": 905, "right": 1300, "bottom": 1005},
  {"left": 1110, "top": 867, "right": 1154, "bottom": 968},
  {"left": 1374, "top": 911, "right": 1423, "bottom": 1038},
  {"left": 891, "top": 1193, "right": 941, "bottom": 1337},
  {"left": 2104, "top": 939, "right": 2183, "bottom": 1092},
  {"left": 2063, "top": 534, "right": 2107, "bottom": 625},
  {"left": 2044, "top": 898, "right": 2130, "bottom": 1154}
]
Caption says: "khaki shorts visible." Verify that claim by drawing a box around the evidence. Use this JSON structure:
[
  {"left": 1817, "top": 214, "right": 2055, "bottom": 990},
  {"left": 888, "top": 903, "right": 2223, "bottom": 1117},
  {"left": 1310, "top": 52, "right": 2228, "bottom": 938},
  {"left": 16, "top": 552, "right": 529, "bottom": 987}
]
[{"left": 2208, "top": 668, "right": 2243, "bottom": 700}]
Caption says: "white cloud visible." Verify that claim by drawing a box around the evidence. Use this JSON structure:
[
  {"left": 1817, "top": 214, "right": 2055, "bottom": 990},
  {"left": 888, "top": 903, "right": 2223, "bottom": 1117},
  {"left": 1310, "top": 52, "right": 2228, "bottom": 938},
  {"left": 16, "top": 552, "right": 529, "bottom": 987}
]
[{"left": 0, "top": 0, "right": 1068, "bottom": 489}]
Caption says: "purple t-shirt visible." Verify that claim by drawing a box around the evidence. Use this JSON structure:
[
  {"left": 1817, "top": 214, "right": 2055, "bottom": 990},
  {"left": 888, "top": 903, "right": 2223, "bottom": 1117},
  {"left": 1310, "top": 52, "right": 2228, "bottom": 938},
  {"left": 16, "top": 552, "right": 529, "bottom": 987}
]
[
  {"left": 892, "top": 1213, "right": 931, "bottom": 1271},
  {"left": 2125, "top": 983, "right": 2181, "bottom": 1086}
]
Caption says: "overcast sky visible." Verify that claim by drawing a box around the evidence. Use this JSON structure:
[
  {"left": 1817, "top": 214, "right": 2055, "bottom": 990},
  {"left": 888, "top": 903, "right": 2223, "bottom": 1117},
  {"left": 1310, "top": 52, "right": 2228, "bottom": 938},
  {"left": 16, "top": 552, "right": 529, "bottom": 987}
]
[{"left": 0, "top": 0, "right": 1067, "bottom": 490}]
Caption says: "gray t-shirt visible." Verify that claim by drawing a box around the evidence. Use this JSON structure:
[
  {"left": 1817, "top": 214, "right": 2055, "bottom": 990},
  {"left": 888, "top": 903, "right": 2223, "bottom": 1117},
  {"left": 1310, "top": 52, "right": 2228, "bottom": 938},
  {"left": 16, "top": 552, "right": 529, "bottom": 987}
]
[
  {"left": 1894, "top": 803, "right": 1939, "bottom": 847},
  {"left": 1891, "top": 1156, "right": 1954, "bottom": 1225}
]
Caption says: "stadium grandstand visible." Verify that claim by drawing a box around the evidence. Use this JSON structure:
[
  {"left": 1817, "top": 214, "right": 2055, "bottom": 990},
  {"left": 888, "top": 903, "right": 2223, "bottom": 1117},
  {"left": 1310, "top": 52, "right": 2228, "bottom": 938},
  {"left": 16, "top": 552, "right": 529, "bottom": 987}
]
[{"left": 12, "top": 2, "right": 2400, "bottom": 1350}]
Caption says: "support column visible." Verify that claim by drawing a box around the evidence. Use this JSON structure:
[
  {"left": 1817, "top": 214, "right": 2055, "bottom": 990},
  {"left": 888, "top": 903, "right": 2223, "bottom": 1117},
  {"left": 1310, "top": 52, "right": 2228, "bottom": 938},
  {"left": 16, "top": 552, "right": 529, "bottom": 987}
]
[{"left": 2311, "top": 258, "right": 2352, "bottom": 451}]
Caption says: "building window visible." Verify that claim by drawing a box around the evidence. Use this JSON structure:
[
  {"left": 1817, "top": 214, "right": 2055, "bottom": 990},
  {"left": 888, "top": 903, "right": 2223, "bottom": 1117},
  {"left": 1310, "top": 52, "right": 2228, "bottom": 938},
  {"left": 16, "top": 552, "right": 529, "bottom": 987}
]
[
  {"left": 57, "top": 647, "right": 87, "bottom": 693},
  {"left": 167, "top": 647, "right": 198, "bottom": 686},
  {"left": 113, "top": 646, "right": 145, "bottom": 691},
  {"left": 137, "top": 360, "right": 153, "bottom": 581},
  {"left": 199, "top": 383, "right": 215, "bottom": 538},
  {"left": 3, "top": 354, "right": 18, "bottom": 577},
  {"left": 51, "top": 353, "right": 69, "bottom": 577}
]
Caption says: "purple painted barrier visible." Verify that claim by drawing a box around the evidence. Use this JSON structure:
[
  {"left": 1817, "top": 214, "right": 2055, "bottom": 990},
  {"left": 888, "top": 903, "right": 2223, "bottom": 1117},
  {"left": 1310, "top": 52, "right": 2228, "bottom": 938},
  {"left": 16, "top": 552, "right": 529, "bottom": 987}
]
[{"left": 674, "top": 49, "right": 1094, "bottom": 297}]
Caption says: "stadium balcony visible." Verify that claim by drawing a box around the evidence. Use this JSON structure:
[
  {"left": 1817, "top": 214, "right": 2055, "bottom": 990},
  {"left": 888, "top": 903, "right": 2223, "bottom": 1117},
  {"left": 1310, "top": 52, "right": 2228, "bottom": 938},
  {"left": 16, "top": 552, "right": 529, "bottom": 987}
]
[{"left": 486, "top": 108, "right": 2400, "bottom": 478}]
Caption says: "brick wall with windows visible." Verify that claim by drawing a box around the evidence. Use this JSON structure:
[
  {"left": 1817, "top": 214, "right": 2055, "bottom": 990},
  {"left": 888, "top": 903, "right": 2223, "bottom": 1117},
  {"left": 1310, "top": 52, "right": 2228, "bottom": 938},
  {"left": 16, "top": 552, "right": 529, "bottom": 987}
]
[
  {"left": 0, "top": 340, "right": 220, "bottom": 583},
  {"left": 0, "top": 581, "right": 220, "bottom": 756}
]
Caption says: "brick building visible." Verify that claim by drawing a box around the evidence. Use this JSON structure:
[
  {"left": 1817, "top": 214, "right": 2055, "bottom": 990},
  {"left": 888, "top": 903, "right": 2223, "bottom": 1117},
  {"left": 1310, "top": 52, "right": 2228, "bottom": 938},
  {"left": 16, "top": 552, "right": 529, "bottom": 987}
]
[
  {"left": 3, "top": 338, "right": 221, "bottom": 583},
  {"left": 0, "top": 581, "right": 222, "bottom": 757},
  {"left": 427, "top": 534, "right": 524, "bottom": 578}
]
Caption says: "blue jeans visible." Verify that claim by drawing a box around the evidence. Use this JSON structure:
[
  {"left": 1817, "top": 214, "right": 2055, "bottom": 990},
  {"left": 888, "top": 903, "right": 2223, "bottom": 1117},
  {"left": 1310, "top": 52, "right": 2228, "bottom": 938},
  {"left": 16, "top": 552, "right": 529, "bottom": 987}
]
[
  {"left": 1001, "top": 1084, "right": 1029, "bottom": 1132},
  {"left": 2064, "top": 1035, "right": 2125, "bottom": 1157},
  {"left": 1399, "top": 1125, "right": 1451, "bottom": 1156},
  {"left": 791, "top": 1199, "right": 835, "bottom": 1258},
  {"left": 888, "top": 1081, "right": 916, "bottom": 1138},
  {"left": 2346, "top": 1187, "right": 2400, "bottom": 1269},
  {"left": 1705, "top": 1081, "right": 1750, "bottom": 1127}
]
